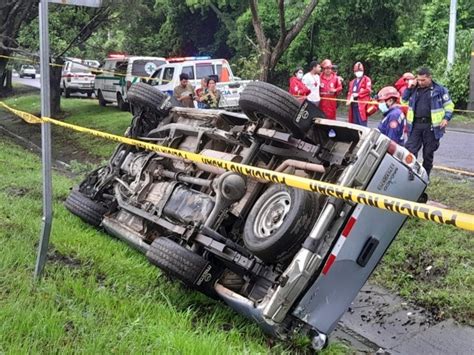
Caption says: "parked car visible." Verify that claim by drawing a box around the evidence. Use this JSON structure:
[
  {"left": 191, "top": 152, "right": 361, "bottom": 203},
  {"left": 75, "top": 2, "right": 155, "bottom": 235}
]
[
  {"left": 148, "top": 57, "right": 251, "bottom": 111},
  {"left": 60, "top": 59, "right": 96, "bottom": 98},
  {"left": 19, "top": 65, "right": 36, "bottom": 79},
  {"left": 94, "top": 55, "right": 167, "bottom": 110},
  {"left": 65, "top": 81, "right": 428, "bottom": 350}
]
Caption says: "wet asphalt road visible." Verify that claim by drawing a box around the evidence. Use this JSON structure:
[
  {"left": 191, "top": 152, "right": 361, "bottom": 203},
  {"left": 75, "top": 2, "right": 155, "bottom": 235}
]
[
  {"left": 11, "top": 76, "right": 474, "bottom": 172},
  {"left": 365, "top": 120, "right": 474, "bottom": 173}
]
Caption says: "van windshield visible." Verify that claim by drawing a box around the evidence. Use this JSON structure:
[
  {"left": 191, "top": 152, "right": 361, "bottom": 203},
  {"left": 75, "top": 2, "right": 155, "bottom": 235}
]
[
  {"left": 196, "top": 64, "right": 214, "bottom": 79},
  {"left": 132, "top": 59, "right": 167, "bottom": 77}
]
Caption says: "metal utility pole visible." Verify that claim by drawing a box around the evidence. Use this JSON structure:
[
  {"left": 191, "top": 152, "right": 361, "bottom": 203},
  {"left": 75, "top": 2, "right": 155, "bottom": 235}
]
[
  {"left": 34, "top": 0, "right": 53, "bottom": 280},
  {"left": 447, "top": 0, "right": 457, "bottom": 71},
  {"left": 34, "top": 0, "right": 103, "bottom": 280}
]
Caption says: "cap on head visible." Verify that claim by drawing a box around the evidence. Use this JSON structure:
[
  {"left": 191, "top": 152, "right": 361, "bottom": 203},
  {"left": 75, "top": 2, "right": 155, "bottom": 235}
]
[
  {"left": 377, "top": 86, "right": 400, "bottom": 101},
  {"left": 321, "top": 59, "right": 332, "bottom": 69},
  {"left": 353, "top": 62, "right": 364, "bottom": 72}
]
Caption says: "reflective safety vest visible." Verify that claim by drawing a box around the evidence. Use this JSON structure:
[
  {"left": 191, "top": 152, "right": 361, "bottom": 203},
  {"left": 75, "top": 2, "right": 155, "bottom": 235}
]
[{"left": 401, "top": 81, "right": 454, "bottom": 139}]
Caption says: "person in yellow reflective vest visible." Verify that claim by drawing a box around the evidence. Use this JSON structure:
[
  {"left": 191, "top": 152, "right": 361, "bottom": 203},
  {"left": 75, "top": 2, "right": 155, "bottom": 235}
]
[{"left": 401, "top": 67, "right": 454, "bottom": 176}]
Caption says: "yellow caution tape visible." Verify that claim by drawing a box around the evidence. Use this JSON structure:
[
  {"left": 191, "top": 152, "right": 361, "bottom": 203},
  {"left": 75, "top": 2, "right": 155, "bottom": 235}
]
[{"left": 1, "top": 101, "right": 473, "bottom": 232}]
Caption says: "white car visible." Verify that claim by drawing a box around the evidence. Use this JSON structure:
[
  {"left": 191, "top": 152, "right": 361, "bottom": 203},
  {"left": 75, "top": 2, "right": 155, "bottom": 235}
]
[
  {"left": 60, "top": 59, "right": 96, "bottom": 98},
  {"left": 19, "top": 65, "right": 36, "bottom": 79},
  {"left": 94, "top": 55, "right": 167, "bottom": 110}
]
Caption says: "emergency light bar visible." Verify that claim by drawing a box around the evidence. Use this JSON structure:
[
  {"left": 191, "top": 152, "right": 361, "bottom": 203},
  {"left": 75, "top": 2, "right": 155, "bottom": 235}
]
[
  {"left": 107, "top": 53, "right": 127, "bottom": 59},
  {"left": 167, "top": 56, "right": 211, "bottom": 62}
]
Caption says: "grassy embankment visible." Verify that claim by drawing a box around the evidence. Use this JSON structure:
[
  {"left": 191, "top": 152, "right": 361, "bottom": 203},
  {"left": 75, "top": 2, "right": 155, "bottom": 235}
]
[{"left": 1, "top": 93, "right": 349, "bottom": 353}]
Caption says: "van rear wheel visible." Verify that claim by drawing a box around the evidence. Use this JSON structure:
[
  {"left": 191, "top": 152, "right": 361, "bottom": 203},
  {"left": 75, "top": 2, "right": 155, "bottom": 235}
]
[
  {"left": 243, "top": 184, "right": 320, "bottom": 264},
  {"left": 98, "top": 90, "right": 108, "bottom": 106}
]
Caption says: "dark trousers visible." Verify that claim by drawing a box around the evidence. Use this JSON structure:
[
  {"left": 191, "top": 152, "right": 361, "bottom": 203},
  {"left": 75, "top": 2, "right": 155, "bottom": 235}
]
[
  {"left": 351, "top": 103, "right": 367, "bottom": 126},
  {"left": 405, "top": 122, "right": 440, "bottom": 176}
]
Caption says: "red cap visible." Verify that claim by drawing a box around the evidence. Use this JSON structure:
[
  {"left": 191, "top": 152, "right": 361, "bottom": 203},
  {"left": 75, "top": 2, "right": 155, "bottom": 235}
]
[{"left": 377, "top": 86, "right": 400, "bottom": 101}]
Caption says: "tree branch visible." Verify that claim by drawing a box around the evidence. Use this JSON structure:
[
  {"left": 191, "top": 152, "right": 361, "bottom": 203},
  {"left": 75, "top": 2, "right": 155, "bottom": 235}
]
[
  {"left": 283, "top": 0, "right": 318, "bottom": 49},
  {"left": 248, "top": 0, "right": 267, "bottom": 50},
  {"left": 277, "top": 0, "right": 286, "bottom": 38}
]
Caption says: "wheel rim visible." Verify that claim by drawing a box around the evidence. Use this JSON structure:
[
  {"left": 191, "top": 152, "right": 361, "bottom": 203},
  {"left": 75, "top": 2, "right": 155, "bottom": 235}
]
[{"left": 253, "top": 191, "right": 291, "bottom": 239}]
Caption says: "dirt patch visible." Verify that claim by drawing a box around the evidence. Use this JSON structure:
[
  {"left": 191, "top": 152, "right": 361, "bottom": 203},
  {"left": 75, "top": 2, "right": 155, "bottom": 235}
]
[
  {"left": 0, "top": 111, "right": 102, "bottom": 166},
  {"left": 48, "top": 248, "right": 83, "bottom": 269},
  {"left": 4, "top": 186, "right": 33, "bottom": 197}
]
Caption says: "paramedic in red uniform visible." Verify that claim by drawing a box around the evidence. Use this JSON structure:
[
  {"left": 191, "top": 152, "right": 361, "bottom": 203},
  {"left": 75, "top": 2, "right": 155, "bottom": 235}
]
[
  {"left": 346, "top": 62, "right": 372, "bottom": 126},
  {"left": 319, "top": 59, "right": 342, "bottom": 119},
  {"left": 288, "top": 67, "right": 310, "bottom": 101}
]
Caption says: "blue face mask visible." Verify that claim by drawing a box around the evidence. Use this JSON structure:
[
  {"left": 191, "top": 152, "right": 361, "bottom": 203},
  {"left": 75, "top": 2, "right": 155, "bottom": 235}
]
[{"left": 378, "top": 102, "right": 389, "bottom": 113}]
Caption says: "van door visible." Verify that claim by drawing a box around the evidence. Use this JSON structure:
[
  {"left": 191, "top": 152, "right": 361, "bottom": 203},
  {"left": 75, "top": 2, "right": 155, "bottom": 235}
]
[{"left": 96, "top": 60, "right": 119, "bottom": 102}]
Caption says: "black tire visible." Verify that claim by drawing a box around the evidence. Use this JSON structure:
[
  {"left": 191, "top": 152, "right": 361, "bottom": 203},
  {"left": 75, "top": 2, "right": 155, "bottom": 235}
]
[
  {"left": 87, "top": 92, "right": 93, "bottom": 98},
  {"left": 239, "top": 81, "right": 304, "bottom": 138},
  {"left": 98, "top": 90, "right": 107, "bottom": 106},
  {"left": 64, "top": 188, "right": 107, "bottom": 227},
  {"left": 64, "top": 86, "right": 71, "bottom": 98},
  {"left": 243, "top": 184, "right": 320, "bottom": 263},
  {"left": 117, "top": 93, "right": 129, "bottom": 111},
  {"left": 127, "top": 82, "right": 176, "bottom": 116},
  {"left": 147, "top": 238, "right": 220, "bottom": 293},
  {"left": 19, "top": 74, "right": 23, "bottom": 78},
  {"left": 32, "top": 75, "right": 36, "bottom": 79}
]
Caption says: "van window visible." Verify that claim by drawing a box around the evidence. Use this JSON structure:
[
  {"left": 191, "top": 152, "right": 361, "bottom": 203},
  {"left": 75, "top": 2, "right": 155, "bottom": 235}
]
[
  {"left": 115, "top": 61, "right": 128, "bottom": 75},
  {"left": 163, "top": 67, "right": 175, "bottom": 84},
  {"left": 196, "top": 64, "right": 214, "bottom": 79},
  {"left": 150, "top": 68, "right": 162, "bottom": 85},
  {"left": 182, "top": 66, "right": 195, "bottom": 80},
  {"left": 103, "top": 61, "right": 116, "bottom": 71},
  {"left": 132, "top": 59, "right": 167, "bottom": 77}
]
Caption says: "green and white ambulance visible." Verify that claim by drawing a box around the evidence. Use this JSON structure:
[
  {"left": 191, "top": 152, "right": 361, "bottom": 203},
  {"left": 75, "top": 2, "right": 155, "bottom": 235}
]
[{"left": 94, "top": 55, "right": 167, "bottom": 110}]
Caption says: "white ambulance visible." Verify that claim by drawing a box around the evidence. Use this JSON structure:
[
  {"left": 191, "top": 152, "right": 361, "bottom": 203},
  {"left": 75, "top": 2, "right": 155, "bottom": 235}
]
[
  {"left": 94, "top": 55, "right": 167, "bottom": 110},
  {"left": 148, "top": 57, "right": 251, "bottom": 111}
]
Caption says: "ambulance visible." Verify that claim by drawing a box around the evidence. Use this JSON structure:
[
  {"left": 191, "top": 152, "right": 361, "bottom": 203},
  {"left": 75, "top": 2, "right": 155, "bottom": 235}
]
[
  {"left": 94, "top": 55, "right": 167, "bottom": 110},
  {"left": 148, "top": 57, "right": 251, "bottom": 111}
]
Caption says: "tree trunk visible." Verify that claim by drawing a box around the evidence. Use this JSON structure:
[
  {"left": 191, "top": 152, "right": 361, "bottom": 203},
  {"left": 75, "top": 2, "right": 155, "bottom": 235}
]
[
  {"left": 0, "top": 56, "right": 12, "bottom": 97},
  {"left": 50, "top": 58, "right": 63, "bottom": 117}
]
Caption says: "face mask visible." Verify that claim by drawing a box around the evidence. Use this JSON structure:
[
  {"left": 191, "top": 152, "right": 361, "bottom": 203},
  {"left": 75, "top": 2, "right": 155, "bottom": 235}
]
[
  {"left": 355, "top": 71, "right": 363, "bottom": 78},
  {"left": 378, "top": 102, "right": 389, "bottom": 113},
  {"left": 296, "top": 72, "right": 303, "bottom": 80}
]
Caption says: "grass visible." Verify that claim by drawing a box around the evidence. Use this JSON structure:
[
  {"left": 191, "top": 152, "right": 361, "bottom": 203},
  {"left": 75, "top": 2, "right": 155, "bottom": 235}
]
[
  {"left": 372, "top": 171, "right": 474, "bottom": 324},
  {"left": 0, "top": 139, "right": 350, "bottom": 354},
  {"left": 3, "top": 92, "right": 131, "bottom": 159}
]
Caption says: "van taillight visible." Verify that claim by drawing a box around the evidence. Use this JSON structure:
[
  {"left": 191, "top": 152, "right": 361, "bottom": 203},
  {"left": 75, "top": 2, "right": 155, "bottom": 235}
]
[{"left": 387, "top": 140, "right": 416, "bottom": 167}]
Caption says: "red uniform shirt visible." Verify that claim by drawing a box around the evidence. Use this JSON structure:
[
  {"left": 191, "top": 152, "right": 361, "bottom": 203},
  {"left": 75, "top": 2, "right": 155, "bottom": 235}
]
[{"left": 319, "top": 73, "right": 342, "bottom": 120}]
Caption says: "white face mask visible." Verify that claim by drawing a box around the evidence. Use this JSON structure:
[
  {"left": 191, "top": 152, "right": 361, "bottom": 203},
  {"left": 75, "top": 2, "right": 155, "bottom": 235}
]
[
  {"left": 355, "top": 71, "right": 363, "bottom": 78},
  {"left": 378, "top": 102, "right": 389, "bottom": 113},
  {"left": 296, "top": 72, "right": 303, "bottom": 80}
]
